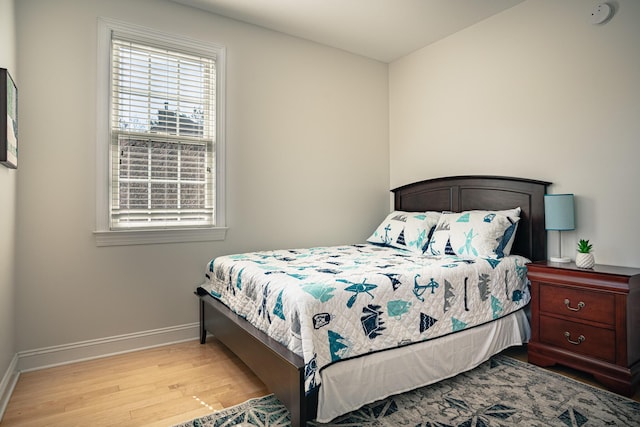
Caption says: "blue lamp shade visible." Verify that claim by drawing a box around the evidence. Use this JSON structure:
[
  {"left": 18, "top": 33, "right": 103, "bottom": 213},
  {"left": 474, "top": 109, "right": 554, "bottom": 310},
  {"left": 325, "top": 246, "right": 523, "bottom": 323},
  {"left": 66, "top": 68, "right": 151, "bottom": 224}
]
[{"left": 544, "top": 194, "right": 575, "bottom": 231}]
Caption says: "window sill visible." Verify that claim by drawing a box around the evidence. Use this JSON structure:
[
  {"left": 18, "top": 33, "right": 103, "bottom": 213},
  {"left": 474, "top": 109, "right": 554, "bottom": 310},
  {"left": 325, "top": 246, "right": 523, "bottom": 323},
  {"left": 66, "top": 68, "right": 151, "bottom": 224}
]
[{"left": 94, "top": 227, "right": 227, "bottom": 247}]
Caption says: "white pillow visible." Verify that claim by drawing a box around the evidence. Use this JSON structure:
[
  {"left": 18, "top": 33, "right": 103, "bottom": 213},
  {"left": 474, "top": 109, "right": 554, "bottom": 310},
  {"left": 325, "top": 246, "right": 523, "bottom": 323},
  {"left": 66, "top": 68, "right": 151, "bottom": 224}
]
[
  {"left": 367, "top": 211, "right": 440, "bottom": 254},
  {"left": 426, "top": 209, "right": 520, "bottom": 258}
]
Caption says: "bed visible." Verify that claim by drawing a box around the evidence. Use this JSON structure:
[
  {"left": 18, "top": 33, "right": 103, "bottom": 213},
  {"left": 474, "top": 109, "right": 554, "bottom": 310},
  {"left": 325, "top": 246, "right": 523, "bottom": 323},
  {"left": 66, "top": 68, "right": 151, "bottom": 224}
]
[{"left": 196, "top": 175, "right": 550, "bottom": 426}]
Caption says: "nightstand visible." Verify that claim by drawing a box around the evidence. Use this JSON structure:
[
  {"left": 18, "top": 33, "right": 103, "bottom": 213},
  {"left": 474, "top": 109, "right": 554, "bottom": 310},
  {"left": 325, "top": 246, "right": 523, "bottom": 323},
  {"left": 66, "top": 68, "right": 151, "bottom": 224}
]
[{"left": 527, "top": 260, "right": 640, "bottom": 397}]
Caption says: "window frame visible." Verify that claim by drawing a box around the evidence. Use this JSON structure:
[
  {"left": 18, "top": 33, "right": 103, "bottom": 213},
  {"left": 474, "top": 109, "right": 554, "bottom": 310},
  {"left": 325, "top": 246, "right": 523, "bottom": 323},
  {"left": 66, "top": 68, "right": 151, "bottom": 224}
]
[{"left": 95, "top": 18, "right": 227, "bottom": 246}]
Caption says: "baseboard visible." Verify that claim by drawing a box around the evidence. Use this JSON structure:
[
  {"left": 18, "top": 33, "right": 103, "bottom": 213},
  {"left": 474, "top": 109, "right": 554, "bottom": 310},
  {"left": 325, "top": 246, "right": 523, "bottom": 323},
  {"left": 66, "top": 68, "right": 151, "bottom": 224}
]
[
  {"left": 17, "top": 322, "right": 200, "bottom": 373},
  {"left": 0, "top": 353, "right": 19, "bottom": 422}
]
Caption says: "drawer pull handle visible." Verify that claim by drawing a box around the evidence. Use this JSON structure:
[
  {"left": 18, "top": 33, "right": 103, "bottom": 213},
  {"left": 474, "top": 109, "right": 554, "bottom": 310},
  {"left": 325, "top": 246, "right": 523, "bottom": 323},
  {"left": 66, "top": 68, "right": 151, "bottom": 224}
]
[
  {"left": 564, "top": 298, "right": 585, "bottom": 312},
  {"left": 564, "top": 331, "right": 585, "bottom": 345}
]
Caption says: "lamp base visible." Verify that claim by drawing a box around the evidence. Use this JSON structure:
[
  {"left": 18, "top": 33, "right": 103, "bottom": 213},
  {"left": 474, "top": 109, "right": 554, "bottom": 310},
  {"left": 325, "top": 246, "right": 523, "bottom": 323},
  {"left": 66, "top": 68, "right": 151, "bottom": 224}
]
[{"left": 550, "top": 256, "right": 571, "bottom": 263}]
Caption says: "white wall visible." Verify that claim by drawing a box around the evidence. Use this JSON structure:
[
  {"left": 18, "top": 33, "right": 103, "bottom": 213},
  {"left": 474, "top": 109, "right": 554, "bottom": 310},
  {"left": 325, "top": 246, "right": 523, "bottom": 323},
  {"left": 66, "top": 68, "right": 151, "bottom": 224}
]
[
  {"left": 14, "top": 0, "right": 639, "bottom": 365},
  {"left": 0, "top": 0, "right": 17, "bottom": 386},
  {"left": 15, "top": 0, "right": 389, "bottom": 352},
  {"left": 390, "top": 0, "right": 640, "bottom": 267}
]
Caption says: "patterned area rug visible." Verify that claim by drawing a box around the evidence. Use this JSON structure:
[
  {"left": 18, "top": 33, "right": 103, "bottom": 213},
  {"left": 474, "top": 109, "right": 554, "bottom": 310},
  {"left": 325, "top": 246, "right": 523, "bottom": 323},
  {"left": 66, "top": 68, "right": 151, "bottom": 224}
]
[{"left": 174, "top": 355, "right": 640, "bottom": 427}]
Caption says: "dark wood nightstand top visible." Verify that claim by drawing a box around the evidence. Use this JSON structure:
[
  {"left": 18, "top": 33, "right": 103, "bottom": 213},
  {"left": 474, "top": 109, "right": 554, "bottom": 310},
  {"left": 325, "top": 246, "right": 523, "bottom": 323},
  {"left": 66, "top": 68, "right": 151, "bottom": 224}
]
[
  {"left": 528, "top": 260, "right": 640, "bottom": 277},
  {"left": 527, "top": 261, "right": 640, "bottom": 293}
]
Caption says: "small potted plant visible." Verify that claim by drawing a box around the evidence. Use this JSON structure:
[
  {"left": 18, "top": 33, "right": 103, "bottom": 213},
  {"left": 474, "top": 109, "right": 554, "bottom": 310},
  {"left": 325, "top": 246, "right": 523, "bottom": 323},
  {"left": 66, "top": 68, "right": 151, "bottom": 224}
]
[{"left": 576, "top": 239, "right": 595, "bottom": 269}]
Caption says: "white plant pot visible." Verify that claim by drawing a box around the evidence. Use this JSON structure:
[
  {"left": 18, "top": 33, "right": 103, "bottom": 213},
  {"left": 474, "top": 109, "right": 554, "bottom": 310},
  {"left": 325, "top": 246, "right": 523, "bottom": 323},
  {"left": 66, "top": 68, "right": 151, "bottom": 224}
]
[{"left": 575, "top": 252, "right": 595, "bottom": 269}]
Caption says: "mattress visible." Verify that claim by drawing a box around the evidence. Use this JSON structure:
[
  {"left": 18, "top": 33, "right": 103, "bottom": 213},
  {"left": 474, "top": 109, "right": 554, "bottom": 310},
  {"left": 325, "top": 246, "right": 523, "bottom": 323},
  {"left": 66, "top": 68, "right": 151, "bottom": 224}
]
[{"left": 201, "top": 243, "right": 531, "bottom": 394}]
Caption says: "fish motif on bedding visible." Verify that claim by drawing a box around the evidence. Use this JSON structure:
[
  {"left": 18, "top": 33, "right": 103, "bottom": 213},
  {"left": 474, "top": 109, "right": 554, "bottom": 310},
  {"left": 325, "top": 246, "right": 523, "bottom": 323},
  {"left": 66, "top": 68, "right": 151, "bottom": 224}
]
[{"left": 200, "top": 244, "right": 531, "bottom": 394}]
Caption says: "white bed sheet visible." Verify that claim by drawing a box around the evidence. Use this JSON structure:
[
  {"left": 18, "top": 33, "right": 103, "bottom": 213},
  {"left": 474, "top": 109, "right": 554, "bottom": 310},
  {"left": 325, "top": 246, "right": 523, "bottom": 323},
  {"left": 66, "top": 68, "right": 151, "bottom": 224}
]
[{"left": 315, "top": 308, "right": 530, "bottom": 422}]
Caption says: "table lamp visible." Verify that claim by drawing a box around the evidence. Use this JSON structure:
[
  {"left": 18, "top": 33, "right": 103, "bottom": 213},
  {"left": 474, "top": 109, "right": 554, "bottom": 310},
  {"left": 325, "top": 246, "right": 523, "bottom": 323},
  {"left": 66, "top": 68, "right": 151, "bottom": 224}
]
[{"left": 544, "top": 194, "right": 575, "bottom": 263}]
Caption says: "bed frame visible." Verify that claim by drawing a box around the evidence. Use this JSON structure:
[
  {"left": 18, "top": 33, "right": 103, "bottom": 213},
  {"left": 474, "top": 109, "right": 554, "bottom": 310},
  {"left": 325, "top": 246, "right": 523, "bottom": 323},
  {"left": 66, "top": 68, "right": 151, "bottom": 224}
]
[{"left": 197, "top": 175, "right": 550, "bottom": 426}]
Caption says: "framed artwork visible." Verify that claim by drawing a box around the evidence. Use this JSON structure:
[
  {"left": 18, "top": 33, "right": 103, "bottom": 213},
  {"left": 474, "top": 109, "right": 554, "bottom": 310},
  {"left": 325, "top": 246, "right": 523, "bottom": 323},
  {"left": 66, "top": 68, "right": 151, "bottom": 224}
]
[{"left": 1, "top": 68, "right": 18, "bottom": 169}]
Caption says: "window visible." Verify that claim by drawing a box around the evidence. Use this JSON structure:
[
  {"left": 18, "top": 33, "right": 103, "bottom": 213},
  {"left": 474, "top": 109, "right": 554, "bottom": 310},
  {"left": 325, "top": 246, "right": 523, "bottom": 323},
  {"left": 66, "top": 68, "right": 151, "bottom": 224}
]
[
  {"left": 112, "top": 39, "right": 214, "bottom": 228},
  {"left": 95, "top": 18, "right": 226, "bottom": 246}
]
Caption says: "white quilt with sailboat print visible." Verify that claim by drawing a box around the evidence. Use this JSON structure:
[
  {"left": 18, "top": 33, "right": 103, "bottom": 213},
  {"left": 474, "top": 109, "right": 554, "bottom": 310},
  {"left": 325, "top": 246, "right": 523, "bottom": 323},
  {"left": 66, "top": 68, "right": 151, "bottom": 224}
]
[{"left": 201, "top": 244, "right": 530, "bottom": 394}]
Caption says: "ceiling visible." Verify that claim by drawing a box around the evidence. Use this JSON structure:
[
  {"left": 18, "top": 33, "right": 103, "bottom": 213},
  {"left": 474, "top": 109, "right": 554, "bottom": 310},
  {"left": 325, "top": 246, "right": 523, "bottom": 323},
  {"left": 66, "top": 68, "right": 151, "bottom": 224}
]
[{"left": 170, "top": 0, "right": 526, "bottom": 63}]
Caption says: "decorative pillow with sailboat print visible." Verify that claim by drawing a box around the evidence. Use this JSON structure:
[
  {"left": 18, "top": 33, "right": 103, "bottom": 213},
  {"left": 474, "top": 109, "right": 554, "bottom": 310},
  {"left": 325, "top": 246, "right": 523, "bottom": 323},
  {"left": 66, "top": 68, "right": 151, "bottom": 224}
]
[
  {"left": 367, "top": 211, "right": 441, "bottom": 254},
  {"left": 426, "top": 209, "right": 520, "bottom": 259}
]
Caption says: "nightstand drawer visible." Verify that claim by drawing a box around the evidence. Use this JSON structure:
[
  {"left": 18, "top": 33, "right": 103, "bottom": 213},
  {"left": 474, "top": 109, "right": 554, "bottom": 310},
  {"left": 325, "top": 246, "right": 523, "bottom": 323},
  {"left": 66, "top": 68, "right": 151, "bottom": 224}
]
[
  {"left": 539, "top": 283, "right": 615, "bottom": 325},
  {"left": 539, "top": 316, "right": 615, "bottom": 363}
]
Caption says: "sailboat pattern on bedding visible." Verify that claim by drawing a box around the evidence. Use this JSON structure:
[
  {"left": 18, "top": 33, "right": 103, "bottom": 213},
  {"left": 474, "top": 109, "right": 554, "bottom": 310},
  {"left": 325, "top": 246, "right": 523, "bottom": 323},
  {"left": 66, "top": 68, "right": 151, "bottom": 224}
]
[{"left": 201, "top": 244, "right": 531, "bottom": 394}]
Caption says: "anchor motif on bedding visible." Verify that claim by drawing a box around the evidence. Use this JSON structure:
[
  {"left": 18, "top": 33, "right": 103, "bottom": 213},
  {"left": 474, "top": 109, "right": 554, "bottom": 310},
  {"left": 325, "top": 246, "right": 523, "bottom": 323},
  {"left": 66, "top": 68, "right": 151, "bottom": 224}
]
[
  {"left": 383, "top": 224, "right": 392, "bottom": 245},
  {"left": 337, "top": 278, "right": 378, "bottom": 308},
  {"left": 413, "top": 274, "right": 439, "bottom": 302}
]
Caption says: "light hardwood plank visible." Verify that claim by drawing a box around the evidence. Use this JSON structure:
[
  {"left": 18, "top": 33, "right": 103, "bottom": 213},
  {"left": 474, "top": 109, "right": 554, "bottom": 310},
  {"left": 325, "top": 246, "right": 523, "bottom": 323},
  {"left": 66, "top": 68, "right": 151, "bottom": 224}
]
[{"left": 1, "top": 339, "right": 269, "bottom": 427}]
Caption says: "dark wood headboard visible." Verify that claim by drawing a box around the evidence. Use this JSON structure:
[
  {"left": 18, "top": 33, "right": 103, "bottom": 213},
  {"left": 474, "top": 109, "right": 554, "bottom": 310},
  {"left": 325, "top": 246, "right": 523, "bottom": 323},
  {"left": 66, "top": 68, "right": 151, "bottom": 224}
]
[{"left": 392, "top": 175, "right": 551, "bottom": 262}]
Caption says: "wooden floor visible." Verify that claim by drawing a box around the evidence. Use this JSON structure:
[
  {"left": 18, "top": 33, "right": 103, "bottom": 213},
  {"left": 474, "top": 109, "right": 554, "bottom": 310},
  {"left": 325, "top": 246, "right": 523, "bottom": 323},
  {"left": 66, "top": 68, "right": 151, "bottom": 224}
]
[
  {"left": 0, "top": 339, "right": 269, "bottom": 427},
  {"left": 1, "top": 340, "right": 638, "bottom": 426}
]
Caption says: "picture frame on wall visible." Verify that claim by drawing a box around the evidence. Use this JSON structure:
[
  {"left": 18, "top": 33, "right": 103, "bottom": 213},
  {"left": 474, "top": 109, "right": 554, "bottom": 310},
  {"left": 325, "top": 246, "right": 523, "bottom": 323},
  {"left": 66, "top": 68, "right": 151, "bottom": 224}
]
[{"left": 1, "top": 68, "right": 18, "bottom": 169}]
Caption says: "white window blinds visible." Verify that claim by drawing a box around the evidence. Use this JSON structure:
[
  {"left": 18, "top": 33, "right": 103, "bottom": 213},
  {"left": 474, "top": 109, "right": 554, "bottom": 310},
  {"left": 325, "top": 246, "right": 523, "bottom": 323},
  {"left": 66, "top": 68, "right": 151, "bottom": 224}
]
[{"left": 110, "top": 37, "right": 216, "bottom": 229}]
